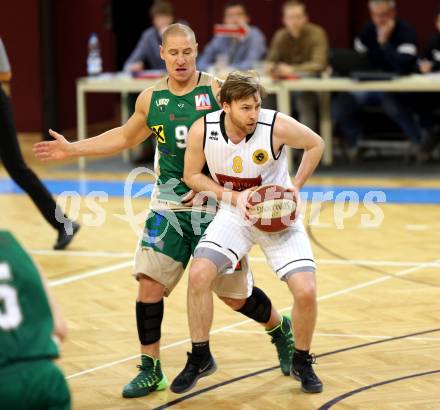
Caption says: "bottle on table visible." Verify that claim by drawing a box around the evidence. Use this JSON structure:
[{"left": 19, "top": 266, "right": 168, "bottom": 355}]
[{"left": 87, "top": 33, "right": 102, "bottom": 76}]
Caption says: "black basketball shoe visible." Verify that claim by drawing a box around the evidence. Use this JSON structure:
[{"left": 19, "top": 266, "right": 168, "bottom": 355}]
[
  {"left": 170, "top": 352, "right": 217, "bottom": 394},
  {"left": 291, "top": 353, "right": 323, "bottom": 393}
]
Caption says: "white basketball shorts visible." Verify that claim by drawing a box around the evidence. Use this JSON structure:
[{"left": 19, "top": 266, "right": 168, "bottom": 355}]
[{"left": 195, "top": 208, "right": 316, "bottom": 281}]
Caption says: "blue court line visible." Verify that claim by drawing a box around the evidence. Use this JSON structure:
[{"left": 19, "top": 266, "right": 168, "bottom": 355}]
[
  {"left": 0, "top": 178, "right": 153, "bottom": 198},
  {"left": 1, "top": 178, "right": 440, "bottom": 204}
]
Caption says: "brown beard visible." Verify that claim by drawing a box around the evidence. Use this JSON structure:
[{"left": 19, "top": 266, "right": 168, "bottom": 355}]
[{"left": 229, "top": 112, "right": 255, "bottom": 135}]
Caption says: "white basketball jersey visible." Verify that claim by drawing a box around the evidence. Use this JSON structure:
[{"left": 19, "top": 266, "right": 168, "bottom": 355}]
[{"left": 204, "top": 109, "right": 292, "bottom": 204}]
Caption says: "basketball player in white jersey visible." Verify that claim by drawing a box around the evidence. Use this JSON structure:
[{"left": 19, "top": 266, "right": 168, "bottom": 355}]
[{"left": 171, "top": 71, "right": 325, "bottom": 394}]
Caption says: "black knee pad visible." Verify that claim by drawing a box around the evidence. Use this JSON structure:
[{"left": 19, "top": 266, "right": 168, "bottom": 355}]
[
  {"left": 237, "top": 286, "right": 272, "bottom": 323},
  {"left": 136, "top": 299, "right": 164, "bottom": 345}
]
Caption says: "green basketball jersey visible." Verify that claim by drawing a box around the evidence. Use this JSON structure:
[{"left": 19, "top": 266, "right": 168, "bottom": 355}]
[
  {"left": 0, "top": 231, "right": 58, "bottom": 367},
  {"left": 147, "top": 71, "right": 220, "bottom": 208}
]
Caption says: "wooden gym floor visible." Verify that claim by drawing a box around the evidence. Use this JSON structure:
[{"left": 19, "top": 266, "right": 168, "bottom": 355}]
[{"left": 0, "top": 136, "right": 439, "bottom": 409}]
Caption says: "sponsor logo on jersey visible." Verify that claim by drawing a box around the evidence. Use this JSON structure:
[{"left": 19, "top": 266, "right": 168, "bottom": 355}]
[
  {"left": 215, "top": 173, "right": 262, "bottom": 191},
  {"left": 195, "top": 93, "right": 212, "bottom": 111},
  {"left": 155, "top": 98, "right": 170, "bottom": 112},
  {"left": 151, "top": 124, "right": 166, "bottom": 144},
  {"left": 209, "top": 130, "right": 218, "bottom": 141},
  {"left": 178, "top": 103, "right": 185, "bottom": 108},
  {"left": 252, "top": 149, "right": 269, "bottom": 165},
  {"left": 232, "top": 156, "right": 243, "bottom": 173},
  {"left": 158, "top": 146, "right": 175, "bottom": 157},
  {"left": 170, "top": 114, "right": 190, "bottom": 122}
]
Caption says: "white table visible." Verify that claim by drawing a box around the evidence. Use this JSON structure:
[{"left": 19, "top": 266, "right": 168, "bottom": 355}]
[
  {"left": 77, "top": 74, "right": 440, "bottom": 168},
  {"left": 76, "top": 74, "right": 156, "bottom": 169}
]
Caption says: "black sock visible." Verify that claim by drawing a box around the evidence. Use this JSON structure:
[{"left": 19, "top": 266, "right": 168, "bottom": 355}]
[
  {"left": 293, "top": 348, "right": 310, "bottom": 369},
  {"left": 191, "top": 341, "right": 210, "bottom": 363}
]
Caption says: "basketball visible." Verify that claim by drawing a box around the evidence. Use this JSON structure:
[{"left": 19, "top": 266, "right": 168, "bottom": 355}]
[{"left": 247, "top": 184, "right": 297, "bottom": 233}]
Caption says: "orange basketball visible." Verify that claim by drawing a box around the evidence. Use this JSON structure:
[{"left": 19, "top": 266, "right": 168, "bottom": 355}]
[{"left": 247, "top": 184, "right": 297, "bottom": 233}]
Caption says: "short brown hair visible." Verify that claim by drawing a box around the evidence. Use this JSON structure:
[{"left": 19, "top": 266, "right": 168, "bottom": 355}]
[
  {"left": 150, "top": 0, "right": 174, "bottom": 18},
  {"left": 282, "top": 0, "right": 306, "bottom": 13},
  {"left": 224, "top": 1, "right": 249, "bottom": 15},
  {"left": 162, "top": 23, "right": 196, "bottom": 46},
  {"left": 220, "top": 71, "right": 267, "bottom": 105}
]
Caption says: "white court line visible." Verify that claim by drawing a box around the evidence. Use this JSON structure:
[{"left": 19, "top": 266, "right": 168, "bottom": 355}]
[
  {"left": 32, "top": 248, "right": 439, "bottom": 268},
  {"left": 311, "top": 259, "right": 440, "bottom": 268},
  {"left": 316, "top": 262, "right": 438, "bottom": 303},
  {"left": 225, "top": 329, "right": 440, "bottom": 342},
  {"left": 65, "top": 260, "right": 435, "bottom": 380},
  {"left": 31, "top": 249, "right": 133, "bottom": 258},
  {"left": 48, "top": 261, "right": 132, "bottom": 287},
  {"left": 46, "top": 257, "right": 439, "bottom": 289},
  {"left": 66, "top": 317, "right": 256, "bottom": 380}
]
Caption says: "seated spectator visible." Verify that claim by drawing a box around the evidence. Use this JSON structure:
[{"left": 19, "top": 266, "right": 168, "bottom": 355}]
[
  {"left": 197, "top": 1, "right": 266, "bottom": 73},
  {"left": 124, "top": 0, "right": 174, "bottom": 72},
  {"left": 417, "top": 5, "right": 440, "bottom": 160},
  {"left": 265, "top": 0, "right": 328, "bottom": 132},
  {"left": 332, "top": 0, "right": 423, "bottom": 161},
  {"left": 124, "top": 0, "right": 174, "bottom": 163}
]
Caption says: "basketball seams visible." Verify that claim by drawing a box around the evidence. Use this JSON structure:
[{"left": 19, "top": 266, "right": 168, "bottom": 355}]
[{"left": 247, "top": 184, "right": 296, "bottom": 233}]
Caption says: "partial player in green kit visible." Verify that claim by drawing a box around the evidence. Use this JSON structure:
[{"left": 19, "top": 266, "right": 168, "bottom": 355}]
[
  {"left": 0, "top": 230, "right": 70, "bottom": 409},
  {"left": 33, "top": 23, "right": 293, "bottom": 399}
]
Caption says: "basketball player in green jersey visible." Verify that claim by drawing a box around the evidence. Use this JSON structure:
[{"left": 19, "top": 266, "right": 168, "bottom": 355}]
[
  {"left": 0, "top": 230, "right": 71, "bottom": 409},
  {"left": 33, "top": 23, "right": 293, "bottom": 398}
]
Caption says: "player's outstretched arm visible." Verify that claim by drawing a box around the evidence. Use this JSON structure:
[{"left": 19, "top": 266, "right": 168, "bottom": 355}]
[
  {"left": 33, "top": 87, "right": 154, "bottom": 161},
  {"left": 273, "top": 112, "right": 325, "bottom": 190}
]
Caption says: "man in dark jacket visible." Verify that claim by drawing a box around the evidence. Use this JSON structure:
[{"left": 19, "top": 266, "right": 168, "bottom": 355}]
[
  {"left": 333, "top": 0, "right": 423, "bottom": 160},
  {"left": 417, "top": 5, "right": 440, "bottom": 160}
]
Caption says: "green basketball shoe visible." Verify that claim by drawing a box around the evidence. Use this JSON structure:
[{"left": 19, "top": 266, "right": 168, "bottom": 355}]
[
  {"left": 266, "top": 315, "right": 294, "bottom": 376},
  {"left": 122, "top": 355, "right": 168, "bottom": 398}
]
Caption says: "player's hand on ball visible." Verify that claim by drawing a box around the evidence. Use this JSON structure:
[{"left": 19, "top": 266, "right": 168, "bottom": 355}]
[
  {"left": 286, "top": 186, "right": 301, "bottom": 220},
  {"left": 181, "top": 189, "right": 209, "bottom": 208},
  {"left": 232, "top": 189, "right": 252, "bottom": 220},
  {"left": 181, "top": 189, "right": 197, "bottom": 206}
]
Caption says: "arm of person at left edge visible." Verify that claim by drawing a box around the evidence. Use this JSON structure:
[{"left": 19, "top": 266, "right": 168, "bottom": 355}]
[{"left": 0, "top": 37, "right": 12, "bottom": 94}]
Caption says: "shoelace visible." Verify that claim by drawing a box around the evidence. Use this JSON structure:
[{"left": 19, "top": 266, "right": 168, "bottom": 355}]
[
  {"left": 134, "top": 365, "right": 159, "bottom": 387},
  {"left": 301, "top": 354, "right": 319, "bottom": 381},
  {"left": 271, "top": 330, "right": 294, "bottom": 356},
  {"left": 306, "top": 353, "right": 317, "bottom": 365},
  {"left": 271, "top": 336, "right": 293, "bottom": 352}
]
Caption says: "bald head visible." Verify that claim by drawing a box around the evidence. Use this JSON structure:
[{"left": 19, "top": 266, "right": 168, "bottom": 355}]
[
  {"left": 162, "top": 23, "right": 196, "bottom": 46},
  {"left": 160, "top": 23, "right": 198, "bottom": 83}
]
